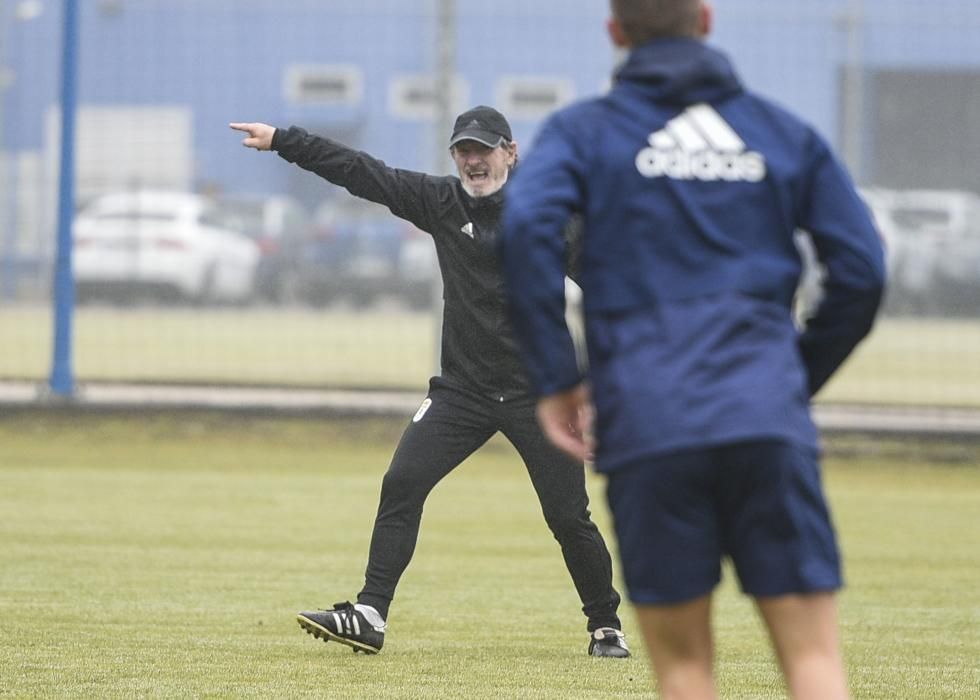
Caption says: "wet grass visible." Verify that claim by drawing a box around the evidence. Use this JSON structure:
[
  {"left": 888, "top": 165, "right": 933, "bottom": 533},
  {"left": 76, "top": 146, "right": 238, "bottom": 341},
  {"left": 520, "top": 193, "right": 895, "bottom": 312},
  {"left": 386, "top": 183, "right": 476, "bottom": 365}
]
[{"left": 0, "top": 412, "right": 977, "bottom": 698}]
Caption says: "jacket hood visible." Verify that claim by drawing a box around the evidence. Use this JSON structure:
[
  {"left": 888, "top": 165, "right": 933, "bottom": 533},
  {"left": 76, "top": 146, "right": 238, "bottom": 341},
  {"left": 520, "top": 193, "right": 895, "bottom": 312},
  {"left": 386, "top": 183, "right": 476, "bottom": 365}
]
[{"left": 614, "top": 38, "right": 743, "bottom": 105}]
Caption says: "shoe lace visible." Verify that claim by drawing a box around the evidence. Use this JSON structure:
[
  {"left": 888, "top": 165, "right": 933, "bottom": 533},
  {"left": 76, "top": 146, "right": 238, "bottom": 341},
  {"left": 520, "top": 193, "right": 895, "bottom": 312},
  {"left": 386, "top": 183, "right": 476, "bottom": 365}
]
[{"left": 320, "top": 601, "right": 355, "bottom": 616}]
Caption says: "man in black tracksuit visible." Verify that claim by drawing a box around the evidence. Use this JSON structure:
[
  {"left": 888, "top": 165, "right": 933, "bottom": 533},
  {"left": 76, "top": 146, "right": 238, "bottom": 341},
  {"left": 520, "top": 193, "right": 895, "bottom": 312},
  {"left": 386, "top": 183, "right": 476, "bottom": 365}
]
[{"left": 230, "top": 107, "right": 627, "bottom": 657}]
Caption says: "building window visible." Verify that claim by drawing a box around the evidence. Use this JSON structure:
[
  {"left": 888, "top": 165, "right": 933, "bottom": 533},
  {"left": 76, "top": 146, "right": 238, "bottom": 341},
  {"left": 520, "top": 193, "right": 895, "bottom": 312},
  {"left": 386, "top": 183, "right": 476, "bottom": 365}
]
[
  {"left": 285, "top": 65, "right": 363, "bottom": 105},
  {"left": 389, "top": 75, "right": 469, "bottom": 120},
  {"left": 496, "top": 77, "right": 575, "bottom": 119}
]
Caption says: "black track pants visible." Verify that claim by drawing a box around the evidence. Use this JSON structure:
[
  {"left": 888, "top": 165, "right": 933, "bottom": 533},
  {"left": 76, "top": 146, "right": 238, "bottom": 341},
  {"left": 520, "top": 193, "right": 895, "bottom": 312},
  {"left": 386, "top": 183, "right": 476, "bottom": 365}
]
[{"left": 356, "top": 378, "right": 622, "bottom": 631}]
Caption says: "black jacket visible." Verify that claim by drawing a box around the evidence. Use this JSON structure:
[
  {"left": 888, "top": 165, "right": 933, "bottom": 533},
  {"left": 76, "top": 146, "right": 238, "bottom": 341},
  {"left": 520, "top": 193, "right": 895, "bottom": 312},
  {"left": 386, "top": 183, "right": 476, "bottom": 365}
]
[{"left": 273, "top": 126, "right": 577, "bottom": 400}]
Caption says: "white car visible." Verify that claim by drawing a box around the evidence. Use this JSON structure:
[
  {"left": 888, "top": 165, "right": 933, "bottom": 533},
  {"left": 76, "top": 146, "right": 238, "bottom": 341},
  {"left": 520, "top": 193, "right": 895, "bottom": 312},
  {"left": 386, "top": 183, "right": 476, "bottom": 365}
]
[
  {"left": 858, "top": 188, "right": 980, "bottom": 314},
  {"left": 74, "top": 191, "right": 260, "bottom": 304},
  {"left": 889, "top": 190, "right": 980, "bottom": 288}
]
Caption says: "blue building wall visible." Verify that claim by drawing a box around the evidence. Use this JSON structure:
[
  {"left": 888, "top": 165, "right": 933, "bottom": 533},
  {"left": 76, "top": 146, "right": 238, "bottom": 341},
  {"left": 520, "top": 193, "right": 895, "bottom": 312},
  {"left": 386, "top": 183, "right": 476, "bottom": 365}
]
[{"left": 4, "top": 0, "right": 979, "bottom": 206}]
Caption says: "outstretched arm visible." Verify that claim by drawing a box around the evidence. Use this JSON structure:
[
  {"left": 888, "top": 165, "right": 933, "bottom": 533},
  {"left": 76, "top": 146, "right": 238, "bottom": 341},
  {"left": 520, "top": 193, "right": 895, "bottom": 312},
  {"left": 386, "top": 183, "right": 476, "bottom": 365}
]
[
  {"left": 229, "top": 121, "right": 440, "bottom": 232},
  {"left": 229, "top": 122, "right": 276, "bottom": 151}
]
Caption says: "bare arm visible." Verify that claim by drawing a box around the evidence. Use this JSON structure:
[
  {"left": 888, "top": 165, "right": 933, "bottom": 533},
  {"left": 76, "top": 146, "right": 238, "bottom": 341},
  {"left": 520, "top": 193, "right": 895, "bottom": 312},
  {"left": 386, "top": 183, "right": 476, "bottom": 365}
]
[{"left": 229, "top": 122, "right": 276, "bottom": 151}]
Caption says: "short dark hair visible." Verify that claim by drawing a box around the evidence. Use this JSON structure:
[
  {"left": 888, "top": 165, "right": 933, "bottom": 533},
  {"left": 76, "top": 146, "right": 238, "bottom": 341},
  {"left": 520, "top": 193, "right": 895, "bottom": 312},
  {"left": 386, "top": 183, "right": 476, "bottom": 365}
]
[{"left": 610, "top": 0, "right": 702, "bottom": 45}]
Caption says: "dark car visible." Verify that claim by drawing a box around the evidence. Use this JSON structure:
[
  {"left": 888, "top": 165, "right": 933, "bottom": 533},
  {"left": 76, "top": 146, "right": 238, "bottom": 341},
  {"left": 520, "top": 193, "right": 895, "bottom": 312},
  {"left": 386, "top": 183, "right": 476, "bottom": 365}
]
[
  {"left": 213, "top": 194, "right": 311, "bottom": 303},
  {"left": 295, "top": 198, "right": 436, "bottom": 308}
]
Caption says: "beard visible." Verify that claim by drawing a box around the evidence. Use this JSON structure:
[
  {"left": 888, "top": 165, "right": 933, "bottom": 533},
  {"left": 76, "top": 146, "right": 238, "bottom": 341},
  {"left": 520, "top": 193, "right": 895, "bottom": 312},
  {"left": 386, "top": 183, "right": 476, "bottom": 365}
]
[{"left": 460, "top": 171, "right": 508, "bottom": 198}]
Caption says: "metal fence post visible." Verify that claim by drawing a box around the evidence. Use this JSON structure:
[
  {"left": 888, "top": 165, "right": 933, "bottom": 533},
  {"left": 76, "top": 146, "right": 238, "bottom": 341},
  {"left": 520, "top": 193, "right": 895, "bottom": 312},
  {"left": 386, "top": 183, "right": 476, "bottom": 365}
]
[
  {"left": 430, "top": 0, "right": 455, "bottom": 375},
  {"left": 48, "top": 0, "right": 80, "bottom": 397},
  {"left": 840, "top": 0, "right": 866, "bottom": 182}
]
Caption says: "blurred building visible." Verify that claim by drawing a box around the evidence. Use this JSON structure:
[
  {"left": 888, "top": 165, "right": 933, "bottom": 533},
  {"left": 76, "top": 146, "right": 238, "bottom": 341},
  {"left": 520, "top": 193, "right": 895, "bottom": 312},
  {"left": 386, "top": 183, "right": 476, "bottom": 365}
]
[
  {"left": 3, "top": 1, "right": 979, "bottom": 205},
  {"left": 1, "top": 0, "right": 978, "bottom": 397}
]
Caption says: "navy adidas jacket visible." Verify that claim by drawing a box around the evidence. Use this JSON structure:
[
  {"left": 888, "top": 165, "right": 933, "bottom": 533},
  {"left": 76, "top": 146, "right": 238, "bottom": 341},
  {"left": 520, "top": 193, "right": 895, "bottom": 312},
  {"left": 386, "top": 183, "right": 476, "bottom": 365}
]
[{"left": 501, "top": 38, "right": 886, "bottom": 471}]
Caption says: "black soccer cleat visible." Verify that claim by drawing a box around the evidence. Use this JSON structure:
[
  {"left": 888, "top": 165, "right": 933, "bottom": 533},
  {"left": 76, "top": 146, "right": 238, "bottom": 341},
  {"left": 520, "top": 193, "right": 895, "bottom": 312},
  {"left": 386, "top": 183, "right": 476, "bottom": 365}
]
[
  {"left": 297, "top": 602, "right": 386, "bottom": 655},
  {"left": 588, "top": 627, "right": 631, "bottom": 658}
]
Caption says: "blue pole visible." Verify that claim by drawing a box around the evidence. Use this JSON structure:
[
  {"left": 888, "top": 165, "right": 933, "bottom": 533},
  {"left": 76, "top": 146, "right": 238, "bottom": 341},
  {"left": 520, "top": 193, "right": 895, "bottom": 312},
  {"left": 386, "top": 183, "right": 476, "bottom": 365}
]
[{"left": 48, "top": 0, "right": 79, "bottom": 397}]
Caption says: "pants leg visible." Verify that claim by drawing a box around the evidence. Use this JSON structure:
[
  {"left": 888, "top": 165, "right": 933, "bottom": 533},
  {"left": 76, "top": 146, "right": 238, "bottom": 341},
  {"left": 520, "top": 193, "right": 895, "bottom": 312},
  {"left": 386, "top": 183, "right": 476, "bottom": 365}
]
[
  {"left": 357, "top": 384, "right": 494, "bottom": 619},
  {"left": 500, "top": 399, "right": 622, "bottom": 632}
]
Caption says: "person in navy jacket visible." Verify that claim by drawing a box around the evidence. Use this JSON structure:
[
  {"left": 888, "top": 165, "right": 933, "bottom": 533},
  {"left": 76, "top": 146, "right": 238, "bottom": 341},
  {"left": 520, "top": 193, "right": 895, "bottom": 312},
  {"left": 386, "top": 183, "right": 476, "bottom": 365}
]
[{"left": 501, "top": 1, "right": 885, "bottom": 698}]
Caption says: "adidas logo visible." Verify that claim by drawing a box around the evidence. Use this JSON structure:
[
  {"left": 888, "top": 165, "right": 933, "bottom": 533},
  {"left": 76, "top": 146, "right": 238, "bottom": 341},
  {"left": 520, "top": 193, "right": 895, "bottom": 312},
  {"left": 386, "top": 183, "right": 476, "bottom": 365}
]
[{"left": 635, "top": 103, "right": 766, "bottom": 183}]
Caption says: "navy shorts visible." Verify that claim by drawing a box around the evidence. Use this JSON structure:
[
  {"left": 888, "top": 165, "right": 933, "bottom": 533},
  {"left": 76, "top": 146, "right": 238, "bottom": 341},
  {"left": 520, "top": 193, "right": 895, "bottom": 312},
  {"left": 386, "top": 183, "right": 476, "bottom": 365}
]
[{"left": 605, "top": 440, "right": 842, "bottom": 604}]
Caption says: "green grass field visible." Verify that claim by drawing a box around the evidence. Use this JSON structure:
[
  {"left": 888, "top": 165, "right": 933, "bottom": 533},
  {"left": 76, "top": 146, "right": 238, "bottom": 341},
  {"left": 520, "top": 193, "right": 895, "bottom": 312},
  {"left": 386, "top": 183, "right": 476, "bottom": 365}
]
[
  {"left": 0, "top": 412, "right": 977, "bottom": 698},
  {"left": 2, "top": 305, "right": 980, "bottom": 406}
]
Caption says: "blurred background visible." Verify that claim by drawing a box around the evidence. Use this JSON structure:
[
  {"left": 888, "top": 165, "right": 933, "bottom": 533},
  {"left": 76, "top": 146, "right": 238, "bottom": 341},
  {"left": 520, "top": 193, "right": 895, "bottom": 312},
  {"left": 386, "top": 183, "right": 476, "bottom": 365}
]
[{"left": 0, "top": 0, "right": 978, "bottom": 408}]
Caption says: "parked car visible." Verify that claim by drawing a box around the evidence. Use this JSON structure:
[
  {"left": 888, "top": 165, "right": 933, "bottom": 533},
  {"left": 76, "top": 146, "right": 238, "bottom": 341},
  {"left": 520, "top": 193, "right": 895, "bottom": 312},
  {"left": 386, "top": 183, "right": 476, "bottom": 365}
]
[
  {"left": 294, "top": 198, "right": 436, "bottom": 308},
  {"left": 212, "top": 193, "right": 311, "bottom": 303},
  {"left": 859, "top": 188, "right": 980, "bottom": 315},
  {"left": 73, "top": 190, "right": 260, "bottom": 304},
  {"left": 890, "top": 190, "right": 980, "bottom": 294},
  {"left": 396, "top": 225, "right": 439, "bottom": 309}
]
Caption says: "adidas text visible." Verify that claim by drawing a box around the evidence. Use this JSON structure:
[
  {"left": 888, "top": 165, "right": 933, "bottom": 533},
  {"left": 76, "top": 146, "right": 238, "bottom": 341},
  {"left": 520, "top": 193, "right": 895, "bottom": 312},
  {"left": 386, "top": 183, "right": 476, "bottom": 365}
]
[{"left": 635, "top": 147, "right": 766, "bottom": 182}]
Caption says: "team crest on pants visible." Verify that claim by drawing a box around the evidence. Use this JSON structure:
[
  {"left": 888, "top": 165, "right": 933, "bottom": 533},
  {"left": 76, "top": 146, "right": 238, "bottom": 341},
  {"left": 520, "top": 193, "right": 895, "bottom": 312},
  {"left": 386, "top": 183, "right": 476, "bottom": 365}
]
[{"left": 413, "top": 398, "right": 432, "bottom": 422}]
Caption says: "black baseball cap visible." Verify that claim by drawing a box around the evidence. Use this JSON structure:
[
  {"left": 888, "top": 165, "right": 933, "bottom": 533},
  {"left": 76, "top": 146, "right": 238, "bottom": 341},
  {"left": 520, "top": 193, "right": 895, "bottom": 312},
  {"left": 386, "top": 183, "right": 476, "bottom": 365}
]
[{"left": 449, "top": 105, "right": 512, "bottom": 148}]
